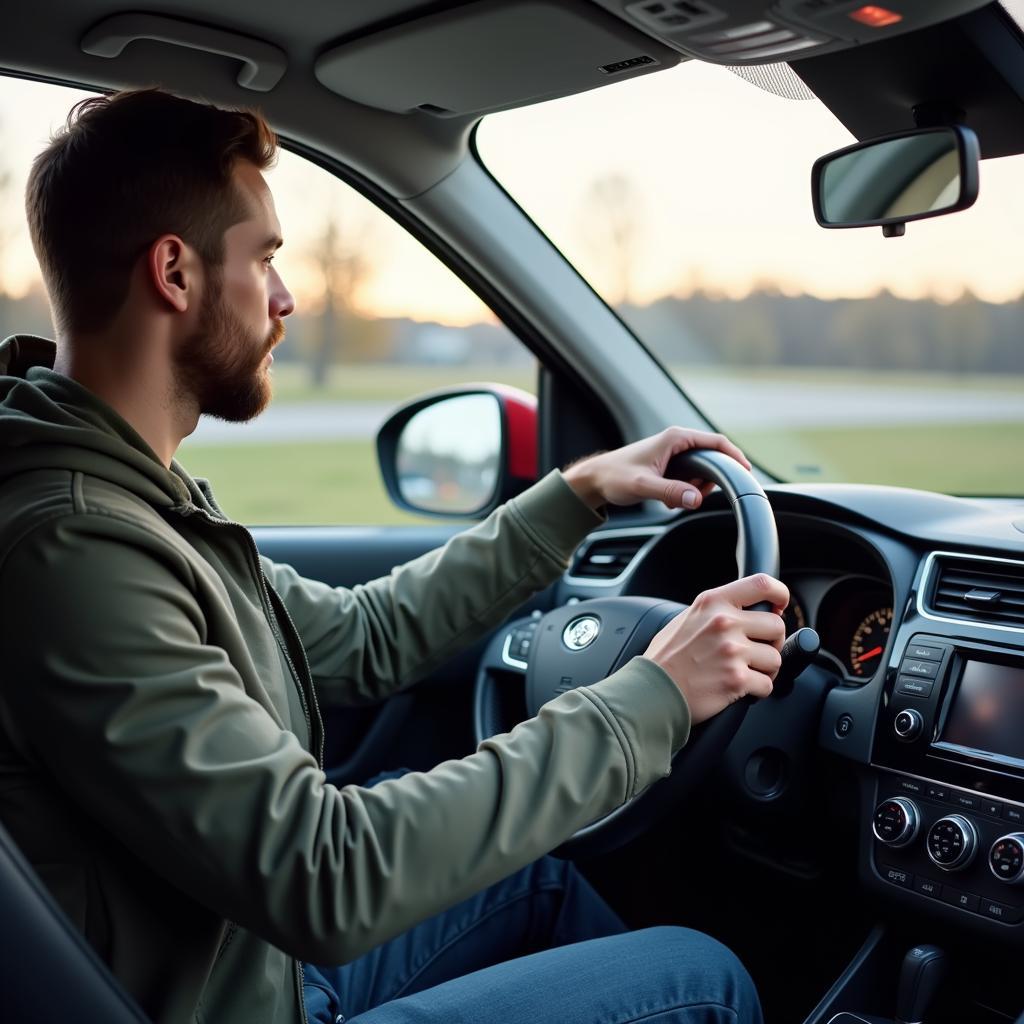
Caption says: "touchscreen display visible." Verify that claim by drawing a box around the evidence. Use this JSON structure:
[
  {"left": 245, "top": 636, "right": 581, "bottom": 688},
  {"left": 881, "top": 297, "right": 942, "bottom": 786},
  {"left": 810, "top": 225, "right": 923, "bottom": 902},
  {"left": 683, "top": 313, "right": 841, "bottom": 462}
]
[{"left": 942, "top": 661, "right": 1024, "bottom": 761}]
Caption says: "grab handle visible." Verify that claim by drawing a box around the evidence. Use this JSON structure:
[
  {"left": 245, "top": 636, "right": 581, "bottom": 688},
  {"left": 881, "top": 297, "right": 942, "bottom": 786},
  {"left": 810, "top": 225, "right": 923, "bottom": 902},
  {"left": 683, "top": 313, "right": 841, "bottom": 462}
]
[{"left": 81, "top": 13, "right": 287, "bottom": 92}]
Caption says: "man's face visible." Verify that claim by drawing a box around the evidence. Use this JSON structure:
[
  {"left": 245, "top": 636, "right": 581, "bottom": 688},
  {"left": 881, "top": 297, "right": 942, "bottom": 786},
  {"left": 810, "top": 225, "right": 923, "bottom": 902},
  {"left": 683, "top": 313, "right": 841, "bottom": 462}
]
[{"left": 175, "top": 160, "right": 294, "bottom": 422}]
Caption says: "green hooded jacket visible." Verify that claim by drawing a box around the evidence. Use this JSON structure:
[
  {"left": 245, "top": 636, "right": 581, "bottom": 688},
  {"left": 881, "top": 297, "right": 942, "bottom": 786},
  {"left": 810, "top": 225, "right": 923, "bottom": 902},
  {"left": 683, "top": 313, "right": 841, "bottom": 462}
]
[{"left": 0, "top": 335, "right": 690, "bottom": 1023}]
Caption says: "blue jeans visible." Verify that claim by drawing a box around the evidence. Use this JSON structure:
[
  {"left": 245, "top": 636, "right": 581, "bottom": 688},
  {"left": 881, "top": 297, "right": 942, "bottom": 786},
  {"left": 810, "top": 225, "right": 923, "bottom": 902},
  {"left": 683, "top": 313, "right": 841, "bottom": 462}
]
[{"left": 302, "top": 855, "right": 762, "bottom": 1024}]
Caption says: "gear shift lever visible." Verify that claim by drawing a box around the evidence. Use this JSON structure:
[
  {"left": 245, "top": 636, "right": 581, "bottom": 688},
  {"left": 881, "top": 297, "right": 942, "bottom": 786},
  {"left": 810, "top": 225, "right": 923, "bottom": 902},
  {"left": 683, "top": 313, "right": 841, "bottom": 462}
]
[{"left": 896, "top": 945, "right": 947, "bottom": 1024}]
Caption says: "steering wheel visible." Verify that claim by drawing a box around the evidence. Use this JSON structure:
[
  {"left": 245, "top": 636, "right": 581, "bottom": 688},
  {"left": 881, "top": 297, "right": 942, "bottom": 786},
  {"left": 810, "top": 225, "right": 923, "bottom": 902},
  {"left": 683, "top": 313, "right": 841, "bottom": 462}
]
[{"left": 473, "top": 449, "right": 782, "bottom": 859}]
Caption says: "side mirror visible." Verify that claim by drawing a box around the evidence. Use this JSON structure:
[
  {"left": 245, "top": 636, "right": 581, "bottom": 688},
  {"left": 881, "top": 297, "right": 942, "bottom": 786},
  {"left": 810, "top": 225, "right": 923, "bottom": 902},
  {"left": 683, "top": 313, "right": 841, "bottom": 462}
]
[
  {"left": 376, "top": 385, "right": 538, "bottom": 519},
  {"left": 812, "top": 125, "right": 980, "bottom": 236}
]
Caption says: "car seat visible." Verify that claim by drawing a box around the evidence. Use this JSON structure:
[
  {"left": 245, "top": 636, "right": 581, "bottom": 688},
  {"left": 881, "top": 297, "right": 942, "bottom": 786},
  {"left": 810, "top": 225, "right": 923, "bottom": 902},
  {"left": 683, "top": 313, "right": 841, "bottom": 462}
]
[{"left": 0, "top": 817, "right": 150, "bottom": 1023}]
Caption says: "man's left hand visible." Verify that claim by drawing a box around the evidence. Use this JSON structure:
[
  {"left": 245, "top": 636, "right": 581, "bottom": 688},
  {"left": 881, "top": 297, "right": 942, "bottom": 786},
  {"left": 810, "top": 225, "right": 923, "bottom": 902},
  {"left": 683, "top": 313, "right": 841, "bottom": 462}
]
[{"left": 562, "top": 427, "right": 751, "bottom": 512}]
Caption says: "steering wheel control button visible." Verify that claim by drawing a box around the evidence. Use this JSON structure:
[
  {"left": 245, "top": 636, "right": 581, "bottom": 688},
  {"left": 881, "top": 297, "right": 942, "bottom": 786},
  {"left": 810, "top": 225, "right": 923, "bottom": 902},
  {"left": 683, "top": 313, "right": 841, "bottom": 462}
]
[
  {"left": 880, "top": 864, "right": 913, "bottom": 889},
  {"left": 509, "top": 623, "right": 538, "bottom": 661},
  {"left": 915, "top": 877, "right": 942, "bottom": 899},
  {"left": 900, "top": 658, "right": 939, "bottom": 679},
  {"left": 940, "top": 886, "right": 980, "bottom": 913},
  {"left": 893, "top": 708, "right": 923, "bottom": 742},
  {"left": 907, "top": 643, "right": 944, "bottom": 661},
  {"left": 835, "top": 713, "right": 854, "bottom": 738},
  {"left": 989, "top": 834, "right": 1024, "bottom": 883},
  {"left": 927, "top": 815, "right": 978, "bottom": 871},
  {"left": 501, "top": 620, "right": 539, "bottom": 670},
  {"left": 896, "top": 676, "right": 934, "bottom": 698},
  {"left": 873, "top": 798, "right": 919, "bottom": 847},
  {"left": 561, "top": 615, "right": 601, "bottom": 651}
]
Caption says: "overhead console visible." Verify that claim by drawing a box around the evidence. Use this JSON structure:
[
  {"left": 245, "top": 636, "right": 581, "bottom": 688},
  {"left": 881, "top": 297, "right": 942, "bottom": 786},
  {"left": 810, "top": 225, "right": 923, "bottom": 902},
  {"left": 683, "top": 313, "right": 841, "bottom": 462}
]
[
  {"left": 313, "top": 0, "right": 993, "bottom": 116},
  {"left": 592, "top": 0, "right": 991, "bottom": 65}
]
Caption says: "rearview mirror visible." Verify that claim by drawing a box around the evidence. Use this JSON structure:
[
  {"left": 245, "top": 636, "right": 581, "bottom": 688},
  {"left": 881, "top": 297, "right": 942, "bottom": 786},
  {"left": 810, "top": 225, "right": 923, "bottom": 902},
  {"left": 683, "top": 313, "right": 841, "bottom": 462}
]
[{"left": 812, "top": 126, "right": 980, "bottom": 236}]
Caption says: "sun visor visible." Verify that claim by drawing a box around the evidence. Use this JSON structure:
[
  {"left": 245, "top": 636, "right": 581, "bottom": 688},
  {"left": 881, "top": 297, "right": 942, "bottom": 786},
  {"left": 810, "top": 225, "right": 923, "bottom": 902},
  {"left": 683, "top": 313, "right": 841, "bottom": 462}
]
[{"left": 314, "top": 0, "right": 680, "bottom": 116}]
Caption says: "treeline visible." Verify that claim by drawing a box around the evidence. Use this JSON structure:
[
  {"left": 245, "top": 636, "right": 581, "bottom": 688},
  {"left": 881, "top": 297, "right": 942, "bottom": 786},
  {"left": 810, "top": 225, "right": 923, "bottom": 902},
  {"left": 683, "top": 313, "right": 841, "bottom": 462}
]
[
  {"left": 2, "top": 283, "right": 1021, "bottom": 376},
  {"left": 625, "top": 289, "right": 1024, "bottom": 374}
]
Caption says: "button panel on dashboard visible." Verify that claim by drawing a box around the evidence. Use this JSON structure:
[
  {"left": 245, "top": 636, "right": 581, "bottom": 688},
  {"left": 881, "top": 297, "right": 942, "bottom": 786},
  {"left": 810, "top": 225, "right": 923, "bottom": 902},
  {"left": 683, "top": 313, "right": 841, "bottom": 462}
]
[{"left": 872, "top": 773, "right": 1024, "bottom": 926}]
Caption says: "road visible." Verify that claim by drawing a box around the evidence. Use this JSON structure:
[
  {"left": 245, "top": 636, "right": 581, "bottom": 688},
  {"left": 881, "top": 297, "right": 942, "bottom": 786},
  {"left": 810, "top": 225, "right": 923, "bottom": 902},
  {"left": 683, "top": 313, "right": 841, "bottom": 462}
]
[{"left": 184, "top": 382, "right": 1022, "bottom": 446}]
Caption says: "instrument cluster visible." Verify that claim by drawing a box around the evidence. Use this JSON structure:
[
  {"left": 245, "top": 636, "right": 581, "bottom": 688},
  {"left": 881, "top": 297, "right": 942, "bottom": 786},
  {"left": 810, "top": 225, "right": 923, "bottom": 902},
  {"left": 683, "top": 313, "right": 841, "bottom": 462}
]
[{"left": 785, "top": 572, "right": 894, "bottom": 680}]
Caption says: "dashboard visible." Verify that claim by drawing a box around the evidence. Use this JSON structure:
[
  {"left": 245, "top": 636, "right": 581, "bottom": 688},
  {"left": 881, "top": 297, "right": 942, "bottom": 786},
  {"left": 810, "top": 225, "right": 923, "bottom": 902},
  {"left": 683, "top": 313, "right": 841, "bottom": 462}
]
[
  {"left": 562, "top": 500, "right": 898, "bottom": 685},
  {"left": 545, "top": 481, "right": 1024, "bottom": 944}
]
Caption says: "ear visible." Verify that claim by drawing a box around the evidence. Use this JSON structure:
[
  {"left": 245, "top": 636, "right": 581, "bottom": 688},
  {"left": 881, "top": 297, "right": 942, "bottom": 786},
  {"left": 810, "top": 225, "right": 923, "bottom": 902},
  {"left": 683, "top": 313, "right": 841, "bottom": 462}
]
[{"left": 146, "top": 234, "right": 199, "bottom": 314}]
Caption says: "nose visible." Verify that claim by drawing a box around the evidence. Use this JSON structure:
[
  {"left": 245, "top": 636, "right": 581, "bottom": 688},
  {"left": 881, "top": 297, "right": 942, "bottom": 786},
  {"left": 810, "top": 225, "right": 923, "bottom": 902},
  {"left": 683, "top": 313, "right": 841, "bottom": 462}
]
[{"left": 269, "top": 265, "right": 295, "bottom": 319}]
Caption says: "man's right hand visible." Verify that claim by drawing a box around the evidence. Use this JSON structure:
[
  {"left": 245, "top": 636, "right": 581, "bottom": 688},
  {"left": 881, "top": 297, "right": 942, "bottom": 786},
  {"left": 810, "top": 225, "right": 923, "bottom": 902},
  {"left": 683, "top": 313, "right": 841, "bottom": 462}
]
[{"left": 644, "top": 574, "right": 789, "bottom": 724}]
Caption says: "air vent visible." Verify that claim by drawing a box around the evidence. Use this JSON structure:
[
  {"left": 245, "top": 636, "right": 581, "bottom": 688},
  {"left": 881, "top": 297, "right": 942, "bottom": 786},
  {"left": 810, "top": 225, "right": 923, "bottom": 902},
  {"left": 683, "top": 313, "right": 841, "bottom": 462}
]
[
  {"left": 925, "top": 555, "right": 1024, "bottom": 629},
  {"left": 571, "top": 534, "right": 652, "bottom": 580}
]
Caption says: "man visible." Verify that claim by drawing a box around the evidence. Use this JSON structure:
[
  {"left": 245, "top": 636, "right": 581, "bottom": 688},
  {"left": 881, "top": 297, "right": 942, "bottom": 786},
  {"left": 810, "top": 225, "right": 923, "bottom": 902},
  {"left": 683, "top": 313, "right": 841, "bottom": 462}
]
[{"left": 0, "top": 90, "right": 787, "bottom": 1023}]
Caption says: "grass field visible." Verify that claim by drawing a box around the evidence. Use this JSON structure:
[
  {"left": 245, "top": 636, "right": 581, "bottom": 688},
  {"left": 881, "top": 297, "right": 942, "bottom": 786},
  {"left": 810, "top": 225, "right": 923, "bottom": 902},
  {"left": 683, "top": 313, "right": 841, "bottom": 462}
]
[
  {"left": 267, "top": 362, "right": 536, "bottom": 404},
  {"left": 178, "top": 420, "right": 1024, "bottom": 526},
  {"left": 178, "top": 439, "right": 426, "bottom": 526},
  {"left": 177, "top": 362, "right": 1024, "bottom": 523},
  {"left": 733, "top": 421, "right": 1024, "bottom": 496}
]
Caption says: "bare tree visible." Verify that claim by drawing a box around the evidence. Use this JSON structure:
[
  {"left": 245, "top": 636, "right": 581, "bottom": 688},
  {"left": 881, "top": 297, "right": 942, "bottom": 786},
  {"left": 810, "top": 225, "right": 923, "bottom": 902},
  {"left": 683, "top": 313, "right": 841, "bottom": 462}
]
[
  {"left": 576, "top": 173, "right": 645, "bottom": 308},
  {"left": 308, "top": 206, "right": 377, "bottom": 387}
]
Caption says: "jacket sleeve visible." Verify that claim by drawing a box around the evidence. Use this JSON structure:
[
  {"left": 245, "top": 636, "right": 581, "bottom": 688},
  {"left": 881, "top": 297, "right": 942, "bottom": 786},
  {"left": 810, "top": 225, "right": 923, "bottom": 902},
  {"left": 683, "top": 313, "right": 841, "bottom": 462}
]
[
  {"left": 0, "top": 511, "right": 690, "bottom": 965},
  {"left": 262, "top": 470, "right": 605, "bottom": 706}
]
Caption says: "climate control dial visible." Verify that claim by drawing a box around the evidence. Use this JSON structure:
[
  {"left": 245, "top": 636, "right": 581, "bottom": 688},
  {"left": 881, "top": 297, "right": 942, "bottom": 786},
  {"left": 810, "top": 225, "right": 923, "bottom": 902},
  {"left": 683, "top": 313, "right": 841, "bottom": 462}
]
[
  {"left": 927, "top": 815, "right": 978, "bottom": 871},
  {"left": 989, "top": 834, "right": 1024, "bottom": 884},
  {"left": 872, "top": 798, "right": 920, "bottom": 848}
]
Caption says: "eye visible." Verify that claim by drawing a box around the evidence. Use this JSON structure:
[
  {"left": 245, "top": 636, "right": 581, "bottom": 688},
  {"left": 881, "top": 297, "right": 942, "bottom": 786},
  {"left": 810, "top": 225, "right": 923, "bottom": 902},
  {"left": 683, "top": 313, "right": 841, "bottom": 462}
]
[{"left": 263, "top": 253, "right": 276, "bottom": 266}]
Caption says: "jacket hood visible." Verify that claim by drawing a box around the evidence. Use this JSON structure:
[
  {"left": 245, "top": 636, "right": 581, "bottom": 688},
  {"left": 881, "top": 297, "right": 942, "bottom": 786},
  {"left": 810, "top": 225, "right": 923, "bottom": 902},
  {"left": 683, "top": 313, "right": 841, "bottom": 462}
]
[{"left": 0, "top": 334, "right": 197, "bottom": 511}]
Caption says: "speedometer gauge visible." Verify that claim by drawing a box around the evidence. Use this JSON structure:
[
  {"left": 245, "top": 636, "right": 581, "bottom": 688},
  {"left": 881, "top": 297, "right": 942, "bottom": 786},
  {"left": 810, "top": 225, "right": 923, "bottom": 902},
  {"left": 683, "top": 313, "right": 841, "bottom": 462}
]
[{"left": 849, "top": 607, "right": 892, "bottom": 677}]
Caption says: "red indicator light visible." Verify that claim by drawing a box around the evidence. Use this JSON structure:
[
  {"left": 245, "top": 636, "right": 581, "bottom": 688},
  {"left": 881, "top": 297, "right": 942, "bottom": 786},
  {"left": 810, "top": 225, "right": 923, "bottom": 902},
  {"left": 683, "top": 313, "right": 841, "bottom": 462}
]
[{"left": 849, "top": 5, "right": 903, "bottom": 27}]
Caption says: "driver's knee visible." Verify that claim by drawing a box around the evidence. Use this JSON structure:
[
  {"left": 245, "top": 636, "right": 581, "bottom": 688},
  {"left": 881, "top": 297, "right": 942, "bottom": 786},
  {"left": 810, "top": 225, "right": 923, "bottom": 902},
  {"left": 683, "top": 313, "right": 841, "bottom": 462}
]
[{"left": 627, "top": 926, "right": 762, "bottom": 1023}]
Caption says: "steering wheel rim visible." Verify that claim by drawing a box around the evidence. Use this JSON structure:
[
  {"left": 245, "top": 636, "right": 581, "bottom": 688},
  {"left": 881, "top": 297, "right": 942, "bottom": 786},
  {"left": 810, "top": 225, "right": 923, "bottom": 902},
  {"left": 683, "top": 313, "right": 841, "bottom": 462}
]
[{"left": 474, "top": 449, "right": 780, "bottom": 859}]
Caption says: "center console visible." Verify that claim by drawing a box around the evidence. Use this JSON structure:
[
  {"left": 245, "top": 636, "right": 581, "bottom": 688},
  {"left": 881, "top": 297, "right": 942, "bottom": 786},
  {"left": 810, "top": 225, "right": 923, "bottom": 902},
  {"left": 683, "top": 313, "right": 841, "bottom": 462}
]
[{"left": 869, "top": 632, "right": 1024, "bottom": 936}]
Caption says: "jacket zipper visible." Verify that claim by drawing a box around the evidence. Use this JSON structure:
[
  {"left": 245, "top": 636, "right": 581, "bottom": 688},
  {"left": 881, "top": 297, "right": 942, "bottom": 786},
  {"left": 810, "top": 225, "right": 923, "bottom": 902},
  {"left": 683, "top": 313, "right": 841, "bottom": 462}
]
[
  {"left": 177, "top": 501, "right": 324, "bottom": 1024},
  {"left": 175, "top": 502, "right": 325, "bottom": 766},
  {"left": 267, "top": 585, "right": 326, "bottom": 767},
  {"left": 296, "top": 959, "right": 311, "bottom": 1024}
]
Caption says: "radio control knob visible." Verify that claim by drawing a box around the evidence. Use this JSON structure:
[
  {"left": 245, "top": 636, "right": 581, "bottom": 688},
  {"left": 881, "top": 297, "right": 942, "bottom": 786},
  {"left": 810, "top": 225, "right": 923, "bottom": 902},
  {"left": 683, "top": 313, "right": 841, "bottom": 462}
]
[
  {"left": 927, "top": 815, "right": 978, "bottom": 871},
  {"left": 989, "top": 834, "right": 1024, "bottom": 884},
  {"left": 872, "top": 797, "right": 920, "bottom": 848},
  {"left": 894, "top": 708, "right": 923, "bottom": 742}
]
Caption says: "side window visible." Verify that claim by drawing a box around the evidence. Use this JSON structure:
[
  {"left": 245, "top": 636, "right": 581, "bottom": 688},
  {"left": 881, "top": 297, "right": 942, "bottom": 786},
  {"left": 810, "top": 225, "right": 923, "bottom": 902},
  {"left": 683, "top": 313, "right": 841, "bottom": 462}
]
[
  {"left": 181, "top": 151, "right": 536, "bottom": 525},
  {"left": 0, "top": 78, "right": 535, "bottom": 525}
]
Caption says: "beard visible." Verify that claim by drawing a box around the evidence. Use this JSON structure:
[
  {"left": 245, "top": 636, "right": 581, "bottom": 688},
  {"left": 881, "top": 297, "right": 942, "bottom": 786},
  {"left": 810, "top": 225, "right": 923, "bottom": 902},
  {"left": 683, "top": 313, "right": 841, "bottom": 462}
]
[{"left": 174, "top": 276, "right": 285, "bottom": 423}]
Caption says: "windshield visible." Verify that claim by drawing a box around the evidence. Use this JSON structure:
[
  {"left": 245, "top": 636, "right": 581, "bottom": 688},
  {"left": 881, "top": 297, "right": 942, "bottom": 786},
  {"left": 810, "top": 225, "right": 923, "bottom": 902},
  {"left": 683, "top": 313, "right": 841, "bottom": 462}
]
[{"left": 477, "top": 61, "right": 1024, "bottom": 497}]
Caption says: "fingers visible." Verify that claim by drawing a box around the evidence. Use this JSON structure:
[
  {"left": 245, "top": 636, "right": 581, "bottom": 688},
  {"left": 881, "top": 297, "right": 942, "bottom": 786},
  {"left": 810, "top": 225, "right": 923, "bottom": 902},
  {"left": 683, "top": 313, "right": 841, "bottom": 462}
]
[
  {"left": 664, "top": 427, "right": 752, "bottom": 471},
  {"left": 737, "top": 609, "right": 787, "bottom": 646},
  {"left": 715, "top": 574, "right": 790, "bottom": 615},
  {"left": 747, "top": 638, "right": 783, "bottom": 677},
  {"left": 627, "top": 470, "right": 704, "bottom": 510},
  {"left": 744, "top": 669, "right": 775, "bottom": 700}
]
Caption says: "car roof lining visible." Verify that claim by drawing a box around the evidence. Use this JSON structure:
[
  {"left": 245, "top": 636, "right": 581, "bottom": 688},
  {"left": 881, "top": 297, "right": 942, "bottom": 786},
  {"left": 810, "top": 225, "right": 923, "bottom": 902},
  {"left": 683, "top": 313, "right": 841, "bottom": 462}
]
[{"left": 2, "top": 0, "right": 1024, "bottom": 203}]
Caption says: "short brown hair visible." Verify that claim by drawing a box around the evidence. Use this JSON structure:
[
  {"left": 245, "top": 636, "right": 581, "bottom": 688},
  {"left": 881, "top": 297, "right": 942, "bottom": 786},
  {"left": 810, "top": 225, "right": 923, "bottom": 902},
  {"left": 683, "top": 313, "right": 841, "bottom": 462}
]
[{"left": 26, "top": 88, "right": 277, "bottom": 335}]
